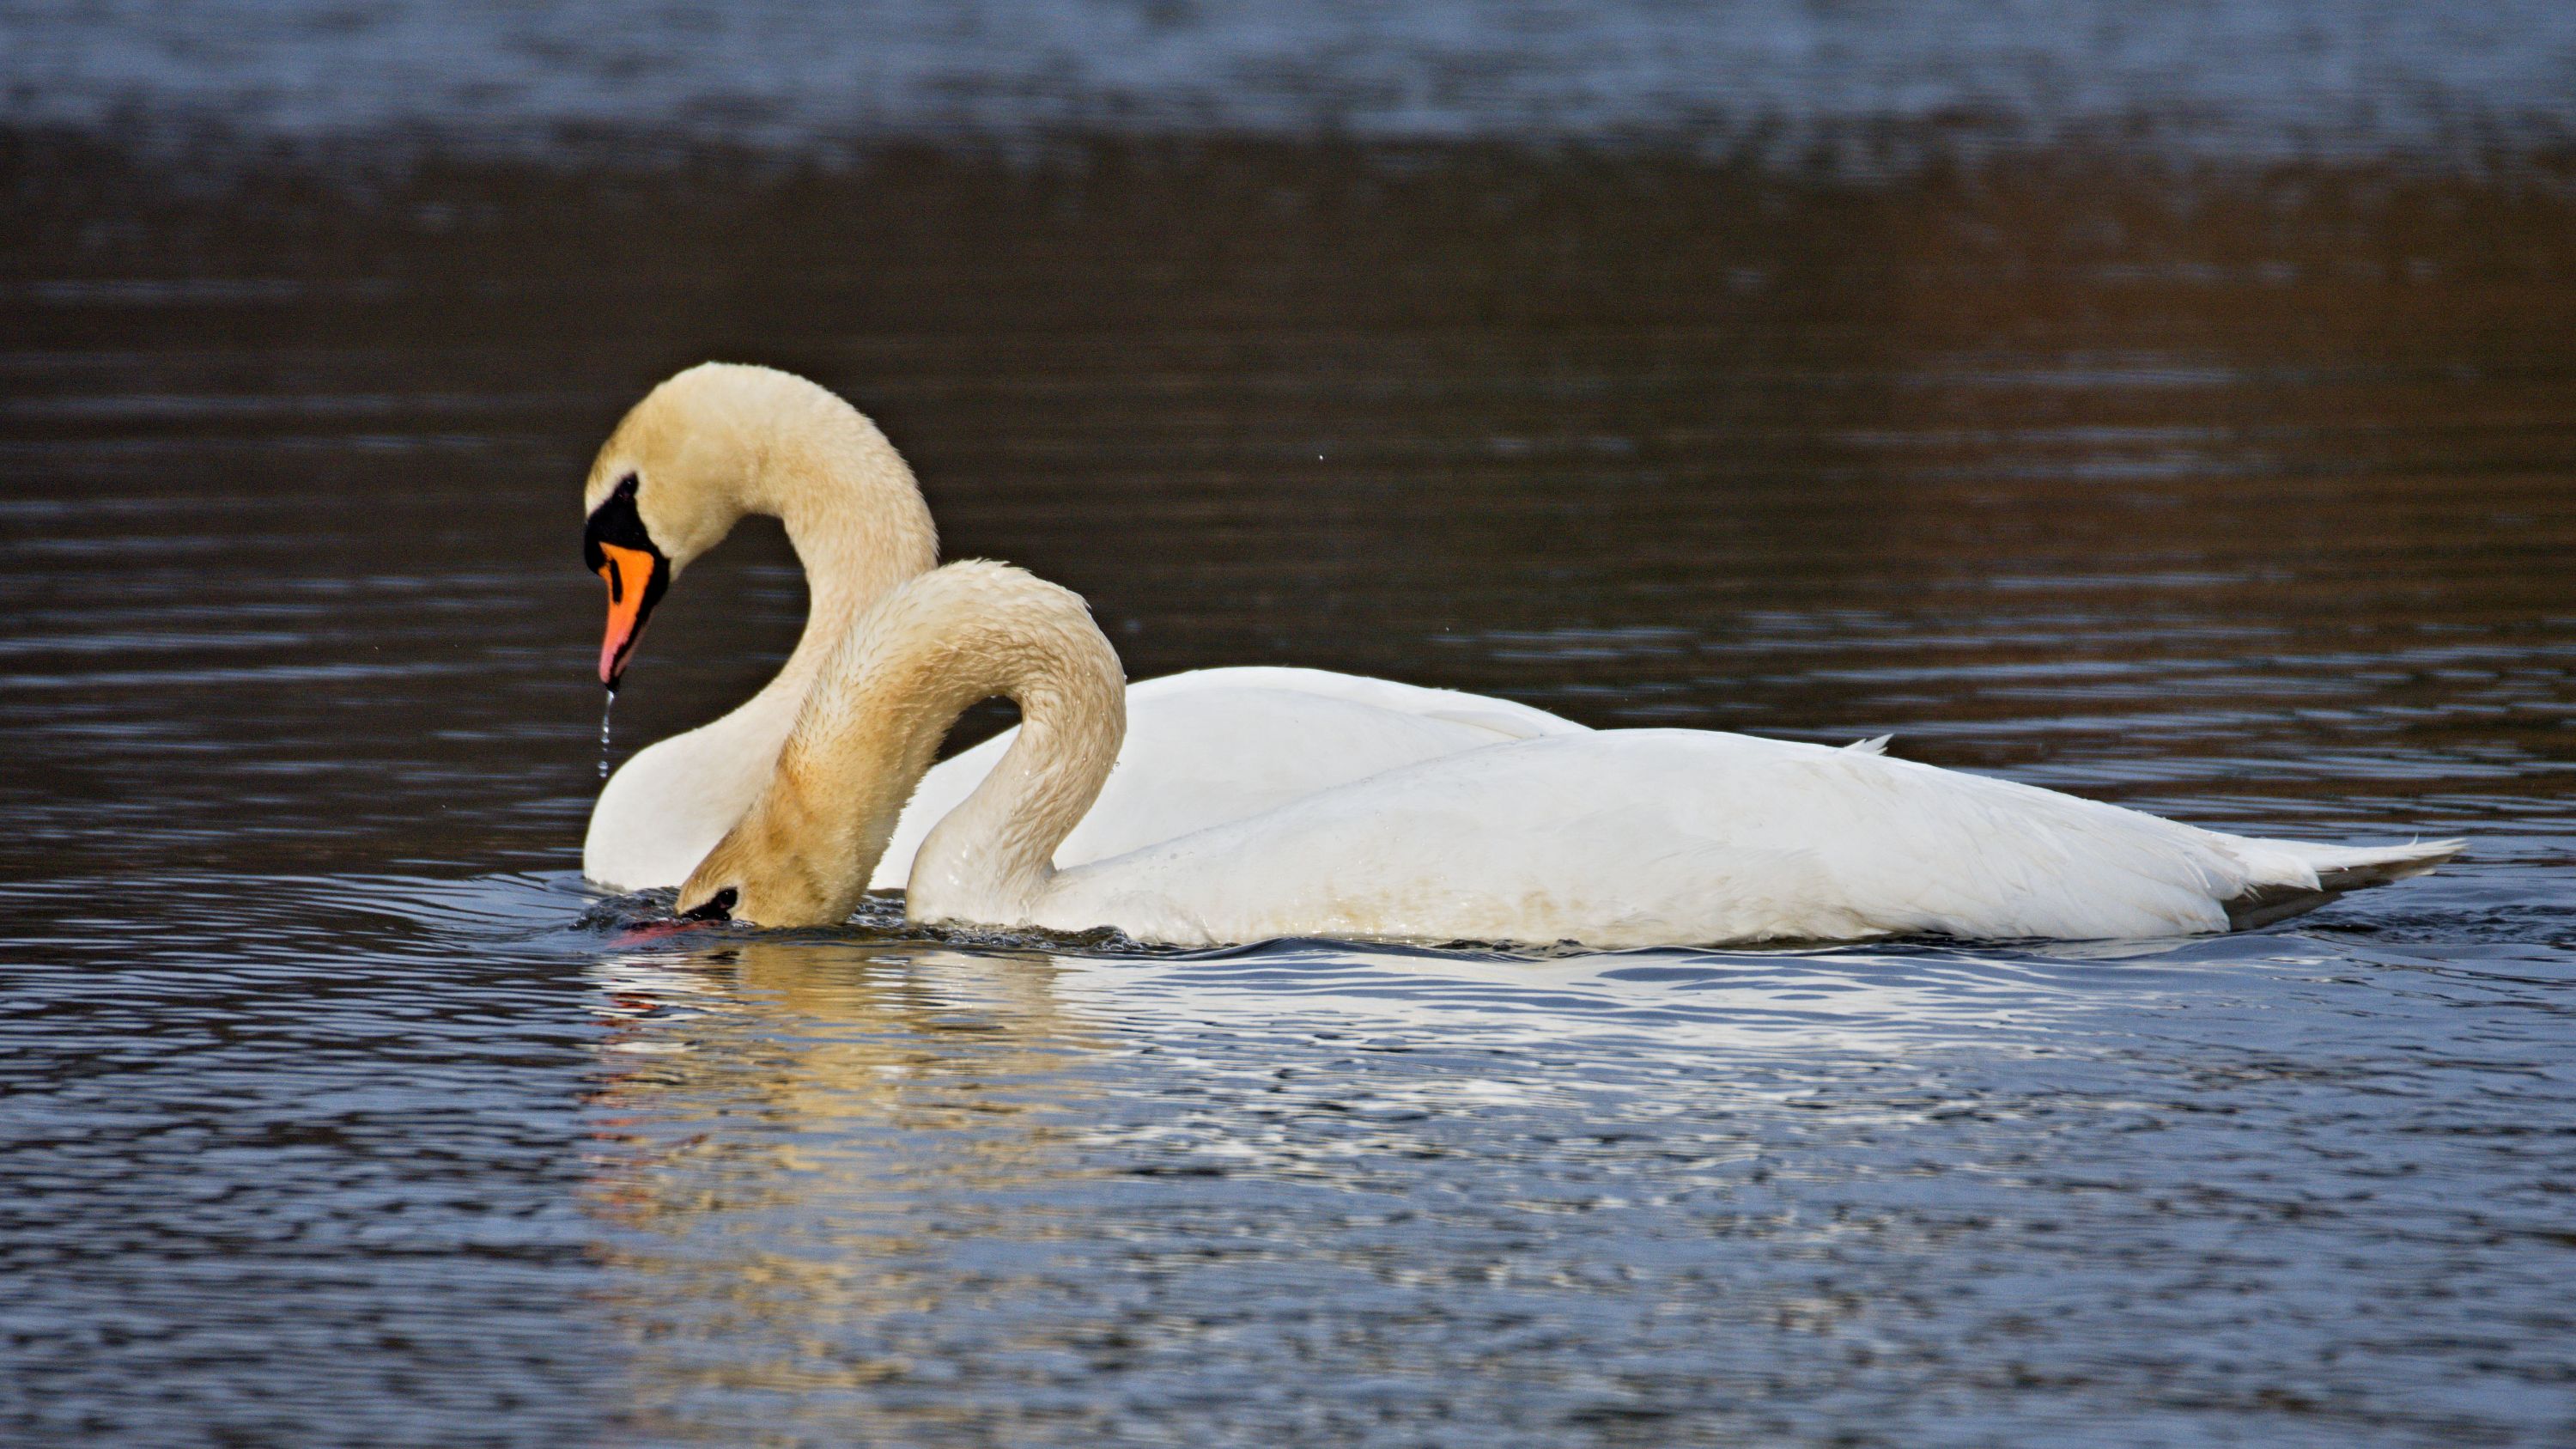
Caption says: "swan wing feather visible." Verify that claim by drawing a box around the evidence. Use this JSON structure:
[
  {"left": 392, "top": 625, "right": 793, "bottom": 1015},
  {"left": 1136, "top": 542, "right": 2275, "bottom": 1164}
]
[{"left": 1032, "top": 731, "right": 2360, "bottom": 947}]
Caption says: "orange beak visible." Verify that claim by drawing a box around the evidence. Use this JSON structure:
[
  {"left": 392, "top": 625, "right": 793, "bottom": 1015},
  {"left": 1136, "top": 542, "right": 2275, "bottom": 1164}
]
[{"left": 596, "top": 541, "right": 663, "bottom": 690}]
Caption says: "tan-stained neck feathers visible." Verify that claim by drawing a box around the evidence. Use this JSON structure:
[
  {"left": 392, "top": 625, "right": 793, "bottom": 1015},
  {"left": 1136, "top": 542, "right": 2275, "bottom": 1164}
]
[{"left": 679, "top": 563, "right": 1127, "bottom": 928}]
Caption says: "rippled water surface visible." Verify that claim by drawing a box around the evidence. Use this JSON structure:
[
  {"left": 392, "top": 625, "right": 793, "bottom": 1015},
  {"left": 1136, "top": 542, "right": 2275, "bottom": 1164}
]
[{"left": 5, "top": 9, "right": 2576, "bottom": 1445}]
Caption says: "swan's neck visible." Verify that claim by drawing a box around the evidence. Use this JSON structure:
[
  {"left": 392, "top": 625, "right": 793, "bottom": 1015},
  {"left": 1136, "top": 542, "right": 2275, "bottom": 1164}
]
[
  {"left": 688, "top": 564, "right": 1125, "bottom": 928},
  {"left": 906, "top": 648, "right": 1127, "bottom": 922},
  {"left": 744, "top": 398, "right": 939, "bottom": 708}
]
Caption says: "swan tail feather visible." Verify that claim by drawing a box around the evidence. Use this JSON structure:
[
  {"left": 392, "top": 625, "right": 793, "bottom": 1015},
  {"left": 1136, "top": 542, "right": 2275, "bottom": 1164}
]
[{"left": 2222, "top": 838, "right": 2464, "bottom": 930}]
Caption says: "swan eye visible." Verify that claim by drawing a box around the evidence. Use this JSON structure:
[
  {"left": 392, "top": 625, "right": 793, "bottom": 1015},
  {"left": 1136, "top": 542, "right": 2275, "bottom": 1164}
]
[
  {"left": 583, "top": 473, "right": 659, "bottom": 574},
  {"left": 680, "top": 887, "right": 737, "bottom": 922}
]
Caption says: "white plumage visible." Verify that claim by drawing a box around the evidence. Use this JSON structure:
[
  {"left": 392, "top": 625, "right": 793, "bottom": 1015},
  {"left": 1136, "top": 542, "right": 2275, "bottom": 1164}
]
[{"left": 1022, "top": 728, "right": 2456, "bottom": 947}]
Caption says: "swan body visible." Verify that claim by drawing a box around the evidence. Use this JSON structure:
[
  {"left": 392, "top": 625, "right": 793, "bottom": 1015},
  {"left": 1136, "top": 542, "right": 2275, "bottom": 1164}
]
[
  {"left": 677, "top": 563, "right": 2461, "bottom": 947},
  {"left": 577, "top": 362, "right": 1581, "bottom": 892},
  {"left": 1021, "top": 731, "right": 2452, "bottom": 947}
]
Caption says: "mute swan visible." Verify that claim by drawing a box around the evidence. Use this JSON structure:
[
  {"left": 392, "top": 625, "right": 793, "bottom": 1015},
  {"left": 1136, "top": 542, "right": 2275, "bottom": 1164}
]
[
  {"left": 674, "top": 562, "right": 2462, "bottom": 947},
  {"left": 580, "top": 362, "right": 1583, "bottom": 892}
]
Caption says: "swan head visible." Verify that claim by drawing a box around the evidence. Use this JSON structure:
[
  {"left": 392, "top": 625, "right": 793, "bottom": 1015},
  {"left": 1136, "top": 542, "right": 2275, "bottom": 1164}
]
[
  {"left": 580, "top": 363, "right": 826, "bottom": 690},
  {"left": 580, "top": 362, "right": 937, "bottom": 692},
  {"left": 672, "top": 782, "right": 864, "bottom": 929}
]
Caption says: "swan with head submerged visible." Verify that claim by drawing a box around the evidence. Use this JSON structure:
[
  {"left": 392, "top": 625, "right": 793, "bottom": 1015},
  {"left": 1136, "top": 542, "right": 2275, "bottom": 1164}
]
[
  {"left": 675, "top": 561, "right": 2461, "bottom": 946},
  {"left": 580, "top": 362, "right": 1583, "bottom": 893}
]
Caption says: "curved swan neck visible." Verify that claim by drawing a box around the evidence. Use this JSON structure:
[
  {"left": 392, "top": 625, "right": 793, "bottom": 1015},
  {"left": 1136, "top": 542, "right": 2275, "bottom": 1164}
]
[
  {"left": 685, "top": 563, "right": 1125, "bottom": 928},
  {"left": 908, "top": 629, "right": 1129, "bottom": 921},
  {"left": 726, "top": 371, "right": 940, "bottom": 694}
]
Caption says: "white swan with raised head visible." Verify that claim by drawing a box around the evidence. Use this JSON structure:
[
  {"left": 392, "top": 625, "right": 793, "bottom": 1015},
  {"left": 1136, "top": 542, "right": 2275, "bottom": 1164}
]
[
  {"left": 675, "top": 561, "right": 2461, "bottom": 947},
  {"left": 579, "top": 362, "right": 1583, "bottom": 892}
]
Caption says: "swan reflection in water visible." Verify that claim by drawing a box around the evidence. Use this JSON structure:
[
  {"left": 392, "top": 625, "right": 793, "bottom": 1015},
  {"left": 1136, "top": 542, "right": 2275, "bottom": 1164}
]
[{"left": 579, "top": 935, "right": 1113, "bottom": 1432}]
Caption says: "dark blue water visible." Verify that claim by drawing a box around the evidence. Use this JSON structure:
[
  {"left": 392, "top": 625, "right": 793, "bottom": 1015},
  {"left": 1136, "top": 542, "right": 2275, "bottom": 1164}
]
[{"left": 3, "top": 5, "right": 2575, "bottom": 1446}]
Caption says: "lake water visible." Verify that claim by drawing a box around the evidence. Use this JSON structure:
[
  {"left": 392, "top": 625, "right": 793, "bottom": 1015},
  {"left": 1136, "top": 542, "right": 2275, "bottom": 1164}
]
[{"left": 4, "top": 7, "right": 2575, "bottom": 1446}]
